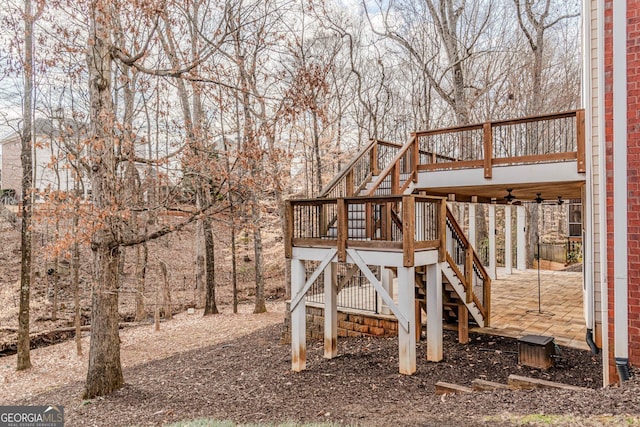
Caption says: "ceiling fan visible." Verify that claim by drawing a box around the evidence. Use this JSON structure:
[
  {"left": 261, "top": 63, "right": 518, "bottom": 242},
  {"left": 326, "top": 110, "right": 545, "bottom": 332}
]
[
  {"left": 504, "top": 189, "right": 516, "bottom": 203},
  {"left": 534, "top": 193, "right": 544, "bottom": 204}
]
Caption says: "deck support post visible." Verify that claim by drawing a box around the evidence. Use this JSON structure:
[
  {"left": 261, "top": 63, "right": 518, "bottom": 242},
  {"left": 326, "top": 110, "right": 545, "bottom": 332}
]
[
  {"left": 488, "top": 204, "right": 497, "bottom": 280},
  {"left": 324, "top": 262, "right": 338, "bottom": 359},
  {"left": 504, "top": 205, "right": 513, "bottom": 275},
  {"left": 291, "top": 259, "right": 307, "bottom": 371},
  {"left": 380, "top": 266, "right": 393, "bottom": 315},
  {"left": 426, "top": 262, "right": 443, "bottom": 361},
  {"left": 468, "top": 202, "right": 476, "bottom": 250},
  {"left": 517, "top": 206, "right": 526, "bottom": 271},
  {"left": 398, "top": 266, "right": 416, "bottom": 374}
]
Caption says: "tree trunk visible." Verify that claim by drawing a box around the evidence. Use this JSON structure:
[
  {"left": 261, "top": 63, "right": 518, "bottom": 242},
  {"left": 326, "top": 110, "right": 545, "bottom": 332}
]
[
  {"left": 84, "top": 0, "right": 124, "bottom": 398},
  {"left": 72, "top": 221, "right": 82, "bottom": 356},
  {"left": 160, "top": 260, "right": 172, "bottom": 319},
  {"left": 203, "top": 217, "right": 218, "bottom": 315},
  {"left": 17, "top": 0, "right": 35, "bottom": 371},
  {"left": 134, "top": 242, "right": 147, "bottom": 322},
  {"left": 84, "top": 243, "right": 123, "bottom": 399},
  {"left": 252, "top": 203, "right": 266, "bottom": 314}
]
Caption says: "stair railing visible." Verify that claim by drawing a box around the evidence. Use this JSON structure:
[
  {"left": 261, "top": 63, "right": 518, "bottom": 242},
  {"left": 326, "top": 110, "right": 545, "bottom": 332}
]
[
  {"left": 444, "top": 206, "right": 491, "bottom": 324},
  {"left": 319, "top": 139, "right": 403, "bottom": 198},
  {"left": 366, "top": 134, "right": 419, "bottom": 196}
]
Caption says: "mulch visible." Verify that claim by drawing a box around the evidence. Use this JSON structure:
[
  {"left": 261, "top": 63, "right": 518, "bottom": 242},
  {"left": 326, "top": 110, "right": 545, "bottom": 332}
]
[{"left": 22, "top": 323, "right": 640, "bottom": 426}]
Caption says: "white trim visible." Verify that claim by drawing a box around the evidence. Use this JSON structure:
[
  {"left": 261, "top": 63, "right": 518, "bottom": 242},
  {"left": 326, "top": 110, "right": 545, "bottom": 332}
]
[
  {"left": 290, "top": 249, "right": 337, "bottom": 311},
  {"left": 596, "top": 0, "right": 610, "bottom": 384},
  {"left": 488, "top": 204, "right": 497, "bottom": 280},
  {"left": 504, "top": 205, "right": 513, "bottom": 275},
  {"left": 426, "top": 263, "right": 443, "bottom": 361},
  {"left": 517, "top": 206, "right": 527, "bottom": 271},
  {"left": 581, "top": 0, "right": 594, "bottom": 332},
  {"left": 612, "top": 0, "right": 629, "bottom": 362},
  {"left": 416, "top": 161, "right": 585, "bottom": 190},
  {"left": 346, "top": 249, "right": 410, "bottom": 332}
]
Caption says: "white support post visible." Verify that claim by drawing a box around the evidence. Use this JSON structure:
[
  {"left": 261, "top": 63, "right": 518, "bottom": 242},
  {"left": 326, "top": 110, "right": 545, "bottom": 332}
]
[
  {"left": 324, "top": 262, "right": 337, "bottom": 359},
  {"left": 517, "top": 206, "right": 526, "bottom": 271},
  {"left": 504, "top": 205, "right": 513, "bottom": 275},
  {"left": 488, "top": 204, "right": 497, "bottom": 280},
  {"left": 397, "top": 266, "right": 416, "bottom": 375},
  {"left": 380, "top": 266, "right": 393, "bottom": 315},
  {"left": 426, "top": 263, "right": 443, "bottom": 362},
  {"left": 468, "top": 203, "right": 476, "bottom": 249},
  {"left": 291, "top": 259, "right": 306, "bottom": 372}
]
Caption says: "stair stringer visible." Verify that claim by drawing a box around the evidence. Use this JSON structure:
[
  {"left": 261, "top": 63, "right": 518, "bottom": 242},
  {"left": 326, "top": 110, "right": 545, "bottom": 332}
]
[{"left": 440, "top": 261, "right": 485, "bottom": 328}]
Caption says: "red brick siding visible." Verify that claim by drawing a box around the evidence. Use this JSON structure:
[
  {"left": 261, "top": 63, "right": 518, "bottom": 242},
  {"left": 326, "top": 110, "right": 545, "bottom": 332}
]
[{"left": 605, "top": 0, "right": 640, "bottom": 383}]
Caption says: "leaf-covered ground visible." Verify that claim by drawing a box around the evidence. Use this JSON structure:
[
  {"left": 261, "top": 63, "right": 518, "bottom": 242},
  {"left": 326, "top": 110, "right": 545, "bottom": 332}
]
[{"left": 9, "top": 310, "right": 639, "bottom": 427}]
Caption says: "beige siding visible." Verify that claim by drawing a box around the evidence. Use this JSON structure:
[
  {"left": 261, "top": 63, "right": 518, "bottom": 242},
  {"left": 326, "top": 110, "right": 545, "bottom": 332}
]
[{"left": 589, "top": 0, "right": 603, "bottom": 324}]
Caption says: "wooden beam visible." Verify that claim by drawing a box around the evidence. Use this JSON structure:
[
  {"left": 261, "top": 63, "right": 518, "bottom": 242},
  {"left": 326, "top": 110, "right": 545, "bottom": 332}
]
[
  {"left": 285, "top": 200, "right": 293, "bottom": 259},
  {"left": 435, "top": 381, "right": 473, "bottom": 395},
  {"left": 403, "top": 196, "right": 415, "bottom": 267},
  {"left": 465, "top": 246, "right": 473, "bottom": 304},
  {"left": 458, "top": 304, "right": 469, "bottom": 344},
  {"left": 371, "top": 141, "right": 379, "bottom": 176},
  {"left": 337, "top": 199, "right": 347, "bottom": 262},
  {"left": 483, "top": 122, "right": 492, "bottom": 179},
  {"left": 471, "top": 379, "right": 509, "bottom": 391},
  {"left": 576, "top": 109, "right": 586, "bottom": 173},
  {"left": 411, "top": 135, "right": 419, "bottom": 183},
  {"left": 438, "top": 200, "right": 447, "bottom": 262},
  {"left": 507, "top": 375, "right": 587, "bottom": 391},
  {"left": 346, "top": 170, "right": 355, "bottom": 197}
]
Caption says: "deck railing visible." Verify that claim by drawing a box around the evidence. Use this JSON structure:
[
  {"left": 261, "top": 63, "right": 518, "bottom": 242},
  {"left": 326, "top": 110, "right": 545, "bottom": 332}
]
[
  {"left": 415, "top": 110, "right": 585, "bottom": 178},
  {"left": 286, "top": 195, "right": 443, "bottom": 266},
  {"left": 319, "top": 139, "right": 404, "bottom": 198},
  {"left": 445, "top": 207, "right": 491, "bottom": 322}
]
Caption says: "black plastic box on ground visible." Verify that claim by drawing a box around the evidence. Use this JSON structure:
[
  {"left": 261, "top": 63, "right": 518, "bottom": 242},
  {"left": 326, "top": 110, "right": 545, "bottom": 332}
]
[{"left": 518, "top": 335, "right": 555, "bottom": 369}]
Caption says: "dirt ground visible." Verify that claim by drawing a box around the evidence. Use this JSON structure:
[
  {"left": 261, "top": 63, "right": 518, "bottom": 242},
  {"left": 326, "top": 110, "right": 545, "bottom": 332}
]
[{"left": 3, "top": 301, "right": 638, "bottom": 427}]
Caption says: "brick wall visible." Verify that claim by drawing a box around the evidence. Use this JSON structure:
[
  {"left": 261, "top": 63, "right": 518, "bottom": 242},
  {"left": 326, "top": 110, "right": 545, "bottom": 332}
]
[
  {"left": 626, "top": 0, "right": 640, "bottom": 369},
  {"left": 604, "top": 0, "right": 640, "bottom": 382},
  {"left": 281, "top": 302, "right": 398, "bottom": 344}
]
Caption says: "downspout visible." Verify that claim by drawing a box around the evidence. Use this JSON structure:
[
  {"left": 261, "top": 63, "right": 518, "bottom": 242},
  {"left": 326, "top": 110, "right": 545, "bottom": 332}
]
[
  {"left": 612, "top": 0, "right": 630, "bottom": 381},
  {"left": 597, "top": 0, "right": 610, "bottom": 385},
  {"left": 581, "top": 0, "right": 597, "bottom": 355}
]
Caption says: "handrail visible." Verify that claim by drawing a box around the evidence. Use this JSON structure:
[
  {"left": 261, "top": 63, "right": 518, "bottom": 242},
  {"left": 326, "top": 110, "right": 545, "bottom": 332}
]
[
  {"left": 445, "top": 206, "right": 491, "bottom": 323},
  {"left": 414, "top": 109, "right": 585, "bottom": 178},
  {"left": 319, "top": 139, "right": 405, "bottom": 198},
  {"left": 366, "top": 134, "right": 418, "bottom": 196},
  {"left": 414, "top": 109, "right": 581, "bottom": 137},
  {"left": 319, "top": 139, "right": 376, "bottom": 197}
]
